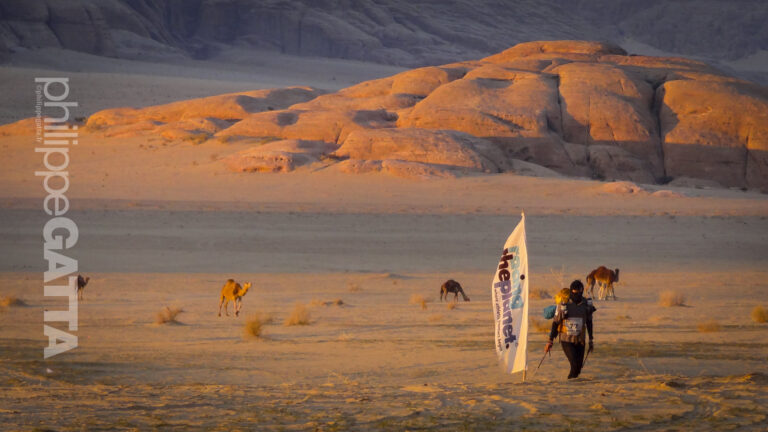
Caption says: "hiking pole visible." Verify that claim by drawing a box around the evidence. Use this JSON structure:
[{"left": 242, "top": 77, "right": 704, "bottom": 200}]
[
  {"left": 583, "top": 343, "right": 592, "bottom": 369},
  {"left": 531, "top": 349, "right": 550, "bottom": 379}
]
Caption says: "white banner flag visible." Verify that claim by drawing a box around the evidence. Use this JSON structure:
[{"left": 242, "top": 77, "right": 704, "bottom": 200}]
[{"left": 491, "top": 213, "right": 529, "bottom": 374}]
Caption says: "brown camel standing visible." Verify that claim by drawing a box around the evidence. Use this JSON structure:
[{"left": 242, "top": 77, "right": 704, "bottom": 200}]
[
  {"left": 586, "top": 266, "right": 619, "bottom": 300},
  {"left": 218, "top": 279, "right": 252, "bottom": 317}
]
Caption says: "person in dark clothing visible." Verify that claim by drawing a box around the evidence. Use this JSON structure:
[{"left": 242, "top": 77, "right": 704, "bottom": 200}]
[{"left": 545, "top": 279, "right": 596, "bottom": 379}]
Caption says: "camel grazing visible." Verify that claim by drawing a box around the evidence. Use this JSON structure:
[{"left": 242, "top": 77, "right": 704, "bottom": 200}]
[
  {"left": 218, "top": 279, "right": 252, "bottom": 317},
  {"left": 440, "top": 279, "right": 470, "bottom": 302},
  {"left": 586, "top": 266, "right": 619, "bottom": 300},
  {"left": 76, "top": 274, "right": 90, "bottom": 301}
]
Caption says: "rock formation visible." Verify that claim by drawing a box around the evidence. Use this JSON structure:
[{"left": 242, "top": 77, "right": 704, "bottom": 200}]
[
  {"left": 5, "top": 40, "right": 766, "bottom": 191},
  {"left": 1, "top": 0, "right": 765, "bottom": 82}
]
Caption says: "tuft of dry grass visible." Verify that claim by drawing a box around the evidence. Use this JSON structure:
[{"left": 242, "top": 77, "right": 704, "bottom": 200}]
[
  {"left": 243, "top": 312, "right": 272, "bottom": 339},
  {"left": 659, "top": 291, "right": 686, "bottom": 307},
  {"left": 410, "top": 294, "right": 427, "bottom": 310},
  {"left": 697, "top": 320, "right": 721, "bottom": 332},
  {"left": 428, "top": 314, "right": 444, "bottom": 323},
  {"left": 284, "top": 303, "right": 311, "bottom": 326},
  {"left": 530, "top": 317, "right": 551, "bottom": 333},
  {"left": 529, "top": 288, "right": 551, "bottom": 300},
  {"left": 751, "top": 306, "right": 768, "bottom": 323},
  {"left": 445, "top": 302, "right": 457, "bottom": 310},
  {"left": 0, "top": 296, "right": 26, "bottom": 307},
  {"left": 311, "top": 298, "right": 345, "bottom": 307},
  {"left": 155, "top": 306, "right": 183, "bottom": 325},
  {"left": 347, "top": 282, "right": 361, "bottom": 292}
]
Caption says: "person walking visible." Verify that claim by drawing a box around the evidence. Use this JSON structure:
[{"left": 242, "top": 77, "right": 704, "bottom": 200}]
[{"left": 544, "top": 279, "right": 596, "bottom": 379}]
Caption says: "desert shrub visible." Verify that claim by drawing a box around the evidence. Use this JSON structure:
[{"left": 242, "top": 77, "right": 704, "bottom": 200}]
[
  {"left": 284, "top": 303, "right": 310, "bottom": 326},
  {"left": 0, "top": 296, "right": 26, "bottom": 307},
  {"left": 697, "top": 320, "right": 721, "bottom": 332},
  {"left": 751, "top": 306, "right": 768, "bottom": 323},
  {"left": 155, "top": 306, "right": 183, "bottom": 324},
  {"left": 659, "top": 291, "right": 686, "bottom": 307},
  {"left": 347, "top": 282, "right": 361, "bottom": 292},
  {"left": 311, "top": 298, "right": 345, "bottom": 307},
  {"left": 530, "top": 317, "right": 551, "bottom": 333},
  {"left": 410, "top": 294, "right": 427, "bottom": 310},
  {"left": 243, "top": 313, "right": 272, "bottom": 339},
  {"left": 310, "top": 299, "right": 325, "bottom": 307}
]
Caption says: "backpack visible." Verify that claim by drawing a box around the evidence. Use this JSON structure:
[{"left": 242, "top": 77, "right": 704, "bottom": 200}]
[{"left": 543, "top": 288, "right": 571, "bottom": 319}]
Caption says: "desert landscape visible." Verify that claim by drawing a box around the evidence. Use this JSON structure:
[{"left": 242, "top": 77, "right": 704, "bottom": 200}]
[{"left": 2, "top": 4, "right": 768, "bottom": 429}]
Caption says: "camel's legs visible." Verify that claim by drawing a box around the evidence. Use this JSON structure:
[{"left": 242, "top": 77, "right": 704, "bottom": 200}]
[
  {"left": 235, "top": 299, "right": 241, "bottom": 317},
  {"left": 219, "top": 298, "right": 230, "bottom": 316}
]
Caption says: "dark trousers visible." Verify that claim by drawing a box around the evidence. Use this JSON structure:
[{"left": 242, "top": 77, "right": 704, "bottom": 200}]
[{"left": 561, "top": 341, "right": 585, "bottom": 379}]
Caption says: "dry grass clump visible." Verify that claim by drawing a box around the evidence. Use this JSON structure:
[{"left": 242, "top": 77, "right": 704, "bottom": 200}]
[
  {"left": 445, "top": 302, "right": 457, "bottom": 310},
  {"left": 0, "top": 296, "right": 27, "bottom": 307},
  {"left": 529, "top": 288, "right": 551, "bottom": 300},
  {"left": 311, "top": 298, "right": 344, "bottom": 307},
  {"left": 410, "top": 294, "right": 427, "bottom": 310},
  {"left": 243, "top": 312, "right": 272, "bottom": 339},
  {"left": 155, "top": 306, "right": 183, "bottom": 325},
  {"left": 659, "top": 291, "right": 686, "bottom": 307},
  {"left": 530, "top": 317, "right": 551, "bottom": 333},
  {"left": 347, "top": 282, "right": 361, "bottom": 292},
  {"left": 284, "top": 303, "right": 311, "bottom": 326},
  {"left": 697, "top": 320, "right": 721, "bottom": 332},
  {"left": 751, "top": 306, "right": 768, "bottom": 323}
]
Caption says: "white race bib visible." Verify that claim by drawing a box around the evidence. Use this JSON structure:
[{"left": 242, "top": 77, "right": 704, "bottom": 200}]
[{"left": 564, "top": 317, "right": 583, "bottom": 335}]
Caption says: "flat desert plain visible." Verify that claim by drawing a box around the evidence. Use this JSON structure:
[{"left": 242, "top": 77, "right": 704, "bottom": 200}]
[{"left": 2, "top": 54, "right": 768, "bottom": 431}]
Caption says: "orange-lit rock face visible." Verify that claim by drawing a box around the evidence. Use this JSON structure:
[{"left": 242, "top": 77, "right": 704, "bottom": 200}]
[{"left": 28, "top": 40, "right": 765, "bottom": 189}]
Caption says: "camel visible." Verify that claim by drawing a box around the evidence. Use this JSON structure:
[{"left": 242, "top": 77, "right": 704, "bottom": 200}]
[
  {"left": 440, "top": 279, "right": 470, "bottom": 302},
  {"left": 218, "top": 279, "right": 252, "bottom": 317},
  {"left": 586, "top": 266, "right": 619, "bottom": 300},
  {"left": 76, "top": 274, "right": 90, "bottom": 301}
]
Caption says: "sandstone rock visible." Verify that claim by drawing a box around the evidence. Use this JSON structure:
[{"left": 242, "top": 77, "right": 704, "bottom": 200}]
[
  {"left": 599, "top": 181, "right": 648, "bottom": 195},
  {"left": 334, "top": 128, "right": 507, "bottom": 173},
  {"left": 223, "top": 139, "right": 334, "bottom": 173},
  {"left": 155, "top": 118, "right": 231, "bottom": 142},
  {"left": 659, "top": 79, "right": 768, "bottom": 190},
  {"left": 651, "top": 190, "right": 685, "bottom": 198},
  {"left": 553, "top": 62, "right": 663, "bottom": 178},
  {"left": 334, "top": 159, "right": 458, "bottom": 179},
  {"left": 483, "top": 40, "right": 626, "bottom": 64},
  {"left": 219, "top": 108, "right": 396, "bottom": 144},
  {"left": 390, "top": 66, "right": 467, "bottom": 96},
  {"left": 87, "top": 87, "right": 320, "bottom": 130},
  {"left": 0, "top": 118, "right": 39, "bottom": 136},
  {"left": 587, "top": 145, "right": 656, "bottom": 184}
]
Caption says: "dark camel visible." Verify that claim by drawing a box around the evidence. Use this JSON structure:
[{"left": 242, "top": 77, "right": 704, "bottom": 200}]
[
  {"left": 76, "top": 274, "right": 90, "bottom": 300},
  {"left": 440, "top": 279, "right": 470, "bottom": 302}
]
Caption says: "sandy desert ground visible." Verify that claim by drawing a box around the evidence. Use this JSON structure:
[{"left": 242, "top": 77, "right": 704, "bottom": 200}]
[{"left": 2, "top": 51, "right": 768, "bottom": 431}]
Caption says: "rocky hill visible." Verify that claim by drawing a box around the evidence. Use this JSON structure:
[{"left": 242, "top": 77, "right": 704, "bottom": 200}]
[
  {"left": 1, "top": 0, "right": 766, "bottom": 79},
  {"left": 9, "top": 40, "right": 763, "bottom": 191}
]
